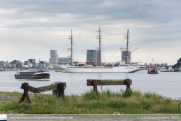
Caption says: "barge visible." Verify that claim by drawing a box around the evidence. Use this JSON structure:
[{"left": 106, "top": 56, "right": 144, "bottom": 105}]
[{"left": 15, "top": 70, "right": 50, "bottom": 79}]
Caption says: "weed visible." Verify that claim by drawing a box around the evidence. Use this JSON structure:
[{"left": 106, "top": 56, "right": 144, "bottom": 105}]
[
  {"left": 0, "top": 91, "right": 180, "bottom": 114},
  {"left": 123, "top": 89, "right": 132, "bottom": 98},
  {"left": 82, "top": 90, "right": 100, "bottom": 100}
]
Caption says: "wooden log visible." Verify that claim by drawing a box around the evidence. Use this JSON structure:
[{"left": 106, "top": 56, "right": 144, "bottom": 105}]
[
  {"left": 87, "top": 79, "right": 132, "bottom": 86},
  {"left": 28, "top": 83, "right": 66, "bottom": 93},
  {"left": 28, "top": 85, "right": 39, "bottom": 93}
]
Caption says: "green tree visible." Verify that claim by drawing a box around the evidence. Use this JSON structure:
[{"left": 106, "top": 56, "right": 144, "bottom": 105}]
[{"left": 172, "top": 58, "right": 181, "bottom": 68}]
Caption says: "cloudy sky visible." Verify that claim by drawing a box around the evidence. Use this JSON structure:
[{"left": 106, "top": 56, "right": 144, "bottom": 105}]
[{"left": 0, "top": 0, "right": 180, "bottom": 65}]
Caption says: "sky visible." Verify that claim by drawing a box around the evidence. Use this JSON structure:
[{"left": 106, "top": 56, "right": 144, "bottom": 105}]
[{"left": 0, "top": 0, "right": 180, "bottom": 65}]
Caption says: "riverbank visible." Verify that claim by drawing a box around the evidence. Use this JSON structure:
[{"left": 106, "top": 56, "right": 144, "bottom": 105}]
[
  {"left": 2, "top": 68, "right": 59, "bottom": 71},
  {"left": 0, "top": 90, "right": 181, "bottom": 114}
]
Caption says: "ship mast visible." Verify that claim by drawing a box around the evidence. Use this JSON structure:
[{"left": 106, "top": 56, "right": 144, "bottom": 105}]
[
  {"left": 68, "top": 30, "right": 73, "bottom": 66},
  {"left": 97, "top": 27, "right": 101, "bottom": 66},
  {"left": 125, "top": 29, "right": 129, "bottom": 64}
]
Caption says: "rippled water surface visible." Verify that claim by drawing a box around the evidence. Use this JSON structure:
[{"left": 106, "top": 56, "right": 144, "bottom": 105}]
[{"left": 0, "top": 70, "right": 181, "bottom": 99}]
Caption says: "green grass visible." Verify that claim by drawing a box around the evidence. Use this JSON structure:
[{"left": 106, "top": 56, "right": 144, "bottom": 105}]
[{"left": 0, "top": 90, "right": 181, "bottom": 114}]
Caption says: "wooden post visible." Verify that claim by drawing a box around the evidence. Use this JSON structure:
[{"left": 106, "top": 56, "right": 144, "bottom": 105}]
[
  {"left": 93, "top": 80, "right": 98, "bottom": 93},
  {"left": 123, "top": 79, "right": 132, "bottom": 97},
  {"left": 19, "top": 83, "right": 32, "bottom": 103},
  {"left": 126, "top": 79, "right": 131, "bottom": 90},
  {"left": 125, "top": 79, "right": 131, "bottom": 90},
  {"left": 57, "top": 83, "right": 65, "bottom": 99}
]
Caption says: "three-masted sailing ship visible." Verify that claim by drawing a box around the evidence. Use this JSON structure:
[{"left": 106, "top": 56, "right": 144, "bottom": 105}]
[{"left": 60, "top": 28, "right": 145, "bottom": 73}]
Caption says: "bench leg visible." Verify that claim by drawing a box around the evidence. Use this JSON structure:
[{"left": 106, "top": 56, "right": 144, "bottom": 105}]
[
  {"left": 124, "top": 79, "right": 132, "bottom": 97},
  {"left": 125, "top": 79, "right": 131, "bottom": 90},
  {"left": 19, "top": 83, "right": 32, "bottom": 103},
  {"left": 57, "top": 83, "right": 65, "bottom": 99},
  {"left": 93, "top": 80, "right": 98, "bottom": 93}
]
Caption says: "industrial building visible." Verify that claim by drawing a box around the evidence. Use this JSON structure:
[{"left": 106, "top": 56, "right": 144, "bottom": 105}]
[
  {"left": 86, "top": 49, "right": 101, "bottom": 65},
  {"left": 49, "top": 50, "right": 58, "bottom": 64},
  {"left": 121, "top": 50, "right": 131, "bottom": 64},
  {"left": 10, "top": 60, "right": 23, "bottom": 68},
  {"left": 58, "top": 57, "right": 70, "bottom": 65},
  {"left": 28, "top": 59, "right": 36, "bottom": 64}
]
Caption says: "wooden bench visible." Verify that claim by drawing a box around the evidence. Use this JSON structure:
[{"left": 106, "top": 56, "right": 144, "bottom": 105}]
[
  {"left": 87, "top": 79, "right": 132, "bottom": 93},
  {"left": 19, "top": 82, "right": 66, "bottom": 103}
]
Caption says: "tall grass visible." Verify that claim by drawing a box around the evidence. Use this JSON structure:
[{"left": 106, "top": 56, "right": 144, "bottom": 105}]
[{"left": 0, "top": 90, "right": 181, "bottom": 114}]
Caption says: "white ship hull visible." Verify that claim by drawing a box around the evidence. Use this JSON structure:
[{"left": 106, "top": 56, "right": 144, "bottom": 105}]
[{"left": 61, "top": 66, "right": 143, "bottom": 73}]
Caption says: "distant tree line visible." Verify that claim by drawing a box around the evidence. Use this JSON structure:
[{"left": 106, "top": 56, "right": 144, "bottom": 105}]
[{"left": 172, "top": 58, "right": 181, "bottom": 68}]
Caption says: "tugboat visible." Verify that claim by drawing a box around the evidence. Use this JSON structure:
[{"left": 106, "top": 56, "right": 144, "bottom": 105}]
[
  {"left": 15, "top": 69, "right": 50, "bottom": 79},
  {"left": 148, "top": 65, "right": 158, "bottom": 74}
]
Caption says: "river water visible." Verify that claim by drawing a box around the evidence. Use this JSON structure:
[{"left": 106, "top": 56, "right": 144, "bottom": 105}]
[{"left": 0, "top": 70, "right": 181, "bottom": 99}]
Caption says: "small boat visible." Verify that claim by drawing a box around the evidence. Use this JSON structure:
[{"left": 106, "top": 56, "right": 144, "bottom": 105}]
[
  {"left": 55, "top": 70, "right": 62, "bottom": 72},
  {"left": 148, "top": 65, "right": 158, "bottom": 74},
  {"left": 160, "top": 67, "right": 167, "bottom": 72},
  {"left": 15, "top": 70, "right": 50, "bottom": 79},
  {"left": 167, "top": 66, "right": 174, "bottom": 72},
  {"left": 160, "top": 66, "right": 174, "bottom": 72},
  {"left": 0, "top": 66, "right": 4, "bottom": 71}
]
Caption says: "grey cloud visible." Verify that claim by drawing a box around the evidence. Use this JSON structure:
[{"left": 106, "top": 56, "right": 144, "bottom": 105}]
[
  {"left": 1, "top": 1, "right": 180, "bottom": 19},
  {"left": 1, "top": 0, "right": 181, "bottom": 28},
  {"left": 0, "top": 0, "right": 181, "bottom": 64}
]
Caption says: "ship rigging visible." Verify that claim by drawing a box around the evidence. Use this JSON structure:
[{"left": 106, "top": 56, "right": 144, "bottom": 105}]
[{"left": 59, "top": 27, "right": 145, "bottom": 73}]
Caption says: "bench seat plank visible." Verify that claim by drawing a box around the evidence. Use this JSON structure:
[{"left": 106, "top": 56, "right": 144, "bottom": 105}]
[{"left": 87, "top": 79, "right": 132, "bottom": 86}]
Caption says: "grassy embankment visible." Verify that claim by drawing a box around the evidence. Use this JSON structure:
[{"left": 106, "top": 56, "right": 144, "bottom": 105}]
[{"left": 0, "top": 90, "right": 181, "bottom": 114}]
